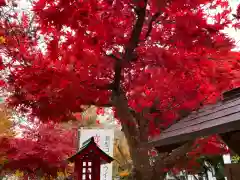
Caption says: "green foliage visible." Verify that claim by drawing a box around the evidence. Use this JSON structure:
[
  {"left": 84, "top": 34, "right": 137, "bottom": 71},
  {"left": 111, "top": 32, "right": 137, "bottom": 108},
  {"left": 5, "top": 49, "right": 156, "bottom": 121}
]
[{"left": 231, "top": 155, "right": 240, "bottom": 163}]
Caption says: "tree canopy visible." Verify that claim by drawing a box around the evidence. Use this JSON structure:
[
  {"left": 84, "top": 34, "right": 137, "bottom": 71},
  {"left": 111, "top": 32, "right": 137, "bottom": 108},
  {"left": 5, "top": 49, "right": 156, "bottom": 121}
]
[
  {"left": 0, "top": 121, "right": 76, "bottom": 178},
  {"left": 0, "top": 0, "right": 240, "bottom": 179},
  {"left": 2, "top": 0, "right": 238, "bottom": 124}
]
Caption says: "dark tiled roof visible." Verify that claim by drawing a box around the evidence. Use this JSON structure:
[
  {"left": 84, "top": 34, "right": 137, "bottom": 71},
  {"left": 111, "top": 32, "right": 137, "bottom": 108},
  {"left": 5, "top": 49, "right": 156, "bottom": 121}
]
[{"left": 147, "top": 96, "right": 240, "bottom": 148}]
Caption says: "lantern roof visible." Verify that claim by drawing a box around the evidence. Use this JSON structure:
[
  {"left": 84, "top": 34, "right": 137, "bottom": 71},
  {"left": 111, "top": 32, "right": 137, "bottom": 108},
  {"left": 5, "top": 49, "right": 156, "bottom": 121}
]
[{"left": 67, "top": 137, "right": 114, "bottom": 164}]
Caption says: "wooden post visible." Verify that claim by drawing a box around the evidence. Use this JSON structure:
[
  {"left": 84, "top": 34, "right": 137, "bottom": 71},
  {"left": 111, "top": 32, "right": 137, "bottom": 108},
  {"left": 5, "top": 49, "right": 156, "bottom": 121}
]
[
  {"left": 74, "top": 158, "right": 83, "bottom": 180},
  {"left": 93, "top": 158, "right": 101, "bottom": 180}
]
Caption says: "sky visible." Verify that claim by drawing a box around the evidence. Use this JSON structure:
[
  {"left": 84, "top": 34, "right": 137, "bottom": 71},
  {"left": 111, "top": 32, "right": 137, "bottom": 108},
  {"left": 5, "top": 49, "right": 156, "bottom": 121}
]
[{"left": 224, "top": 0, "right": 240, "bottom": 50}]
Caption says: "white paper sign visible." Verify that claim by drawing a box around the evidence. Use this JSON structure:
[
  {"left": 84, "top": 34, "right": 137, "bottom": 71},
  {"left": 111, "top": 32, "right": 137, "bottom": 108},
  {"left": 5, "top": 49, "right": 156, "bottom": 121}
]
[{"left": 79, "top": 129, "right": 114, "bottom": 180}]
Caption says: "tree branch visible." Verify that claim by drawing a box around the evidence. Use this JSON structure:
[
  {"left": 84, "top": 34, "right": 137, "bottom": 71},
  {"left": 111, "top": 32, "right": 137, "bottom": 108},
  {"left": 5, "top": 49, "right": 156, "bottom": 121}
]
[
  {"left": 89, "top": 83, "right": 112, "bottom": 90},
  {"left": 112, "top": 60, "right": 122, "bottom": 95},
  {"left": 106, "top": 54, "right": 121, "bottom": 61},
  {"left": 112, "top": 92, "right": 140, "bottom": 146},
  {"left": 86, "top": 101, "right": 112, "bottom": 107},
  {"left": 153, "top": 141, "right": 194, "bottom": 172},
  {"left": 163, "top": 141, "right": 194, "bottom": 165},
  {"left": 130, "top": 109, "right": 149, "bottom": 141},
  {"left": 124, "top": 2, "right": 147, "bottom": 62},
  {"left": 145, "top": 12, "right": 161, "bottom": 39},
  {"left": 112, "top": 0, "right": 147, "bottom": 95}
]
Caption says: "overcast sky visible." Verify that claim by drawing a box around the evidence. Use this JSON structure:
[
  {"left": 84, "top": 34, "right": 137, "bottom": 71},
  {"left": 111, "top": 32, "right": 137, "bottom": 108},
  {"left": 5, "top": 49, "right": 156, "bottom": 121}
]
[{"left": 224, "top": 0, "right": 240, "bottom": 50}]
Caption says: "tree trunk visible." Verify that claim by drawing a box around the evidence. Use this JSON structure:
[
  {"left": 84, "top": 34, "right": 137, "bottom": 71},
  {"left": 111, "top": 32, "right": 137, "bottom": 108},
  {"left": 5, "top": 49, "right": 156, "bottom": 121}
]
[
  {"left": 113, "top": 93, "right": 167, "bottom": 180},
  {"left": 130, "top": 147, "right": 161, "bottom": 180},
  {"left": 112, "top": 93, "right": 195, "bottom": 180},
  {"left": 128, "top": 150, "right": 166, "bottom": 180}
]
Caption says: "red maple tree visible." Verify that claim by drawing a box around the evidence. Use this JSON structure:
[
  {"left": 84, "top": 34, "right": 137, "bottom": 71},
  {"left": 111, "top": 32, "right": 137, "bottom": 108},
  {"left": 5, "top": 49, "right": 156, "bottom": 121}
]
[
  {"left": 0, "top": 0, "right": 239, "bottom": 179},
  {"left": 0, "top": 122, "right": 76, "bottom": 178}
]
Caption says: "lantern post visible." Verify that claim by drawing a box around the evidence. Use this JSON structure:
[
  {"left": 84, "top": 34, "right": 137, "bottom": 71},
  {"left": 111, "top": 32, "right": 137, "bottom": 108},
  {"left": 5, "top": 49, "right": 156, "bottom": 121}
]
[{"left": 67, "top": 137, "right": 114, "bottom": 180}]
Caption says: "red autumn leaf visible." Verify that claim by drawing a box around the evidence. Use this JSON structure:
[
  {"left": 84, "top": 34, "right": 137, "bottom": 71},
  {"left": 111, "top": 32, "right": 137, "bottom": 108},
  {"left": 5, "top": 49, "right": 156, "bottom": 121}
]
[
  {"left": 2, "top": 122, "right": 76, "bottom": 177},
  {"left": 96, "top": 119, "right": 100, "bottom": 124},
  {"left": 0, "top": 0, "right": 6, "bottom": 7},
  {"left": 73, "top": 112, "right": 82, "bottom": 121},
  {"left": 237, "top": 4, "right": 240, "bottom": 18},
  {"left": 0, "top": 80, "right": 5, "bottom": 86},
  {"left": 96, "top": 107, "right": 105, "bottom": 115}
]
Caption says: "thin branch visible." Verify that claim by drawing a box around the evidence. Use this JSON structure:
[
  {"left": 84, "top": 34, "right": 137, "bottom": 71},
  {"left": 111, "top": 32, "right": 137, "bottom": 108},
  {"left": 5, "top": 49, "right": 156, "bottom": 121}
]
[
  {"left": 87, "top": 101, "right": 112, "bottom": 107},
  {"left": 76, "top": 95, "right": 113, "bottom": 107},
  {"left": 106, "top": 54, "right": 121, "bottom": 61},
  {"left": 145, "top": 12, "right": 161, "bottom": 39},
  {"left": 129, "top": 4, "right": 138, "bottom": 14},
  {"left": 193, "top": 175, "right": 199, "bottom": 180},
  {"left": 90, "top": 83, "right": 113, "bottom": 90}
]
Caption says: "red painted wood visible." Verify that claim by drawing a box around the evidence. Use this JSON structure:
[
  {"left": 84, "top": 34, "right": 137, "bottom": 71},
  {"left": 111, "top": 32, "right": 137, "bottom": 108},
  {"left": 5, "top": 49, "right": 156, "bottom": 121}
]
[
  {"left": 93, "top": 158, "right": 101, "bottom": 180},
  {"left": 69, "top": 137, "right": 113, "bottom": 180},
  {"left": 73, "top": 156, "right": 100, "bottom": 180},
  {"left": 74, "top": 159, "right": 83, "bottom": 180}
]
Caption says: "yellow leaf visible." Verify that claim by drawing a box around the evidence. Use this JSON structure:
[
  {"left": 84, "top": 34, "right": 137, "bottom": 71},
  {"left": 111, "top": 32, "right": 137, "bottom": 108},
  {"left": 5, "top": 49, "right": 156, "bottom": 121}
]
[
  {"left": 15, "top": 170, "right": 24, "bottom": 177},
  {"left": 0, "top": 105, "right": 15, "bottom": 164},
  {"left": 119, "top": 171, "right": 130, "bottom": 177},
  {"left": 57, "top": 171, "right": 65, "bottom": 177},
  {"left": 0, "top": 36, "right": 6, "bottom": 44}
]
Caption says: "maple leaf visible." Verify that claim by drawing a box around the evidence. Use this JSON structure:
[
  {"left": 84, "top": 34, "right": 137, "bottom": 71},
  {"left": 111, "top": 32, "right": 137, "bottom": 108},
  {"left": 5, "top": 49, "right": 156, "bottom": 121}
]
[{"left": 0, "top": 0, "right": 6, "bottom": 7}]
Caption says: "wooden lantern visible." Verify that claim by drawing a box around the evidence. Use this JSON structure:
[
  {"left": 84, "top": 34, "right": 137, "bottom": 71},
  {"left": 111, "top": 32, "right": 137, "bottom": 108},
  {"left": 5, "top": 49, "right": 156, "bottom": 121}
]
[{"left": 68, "top": 137, "right": 114, "bottom": 180}]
